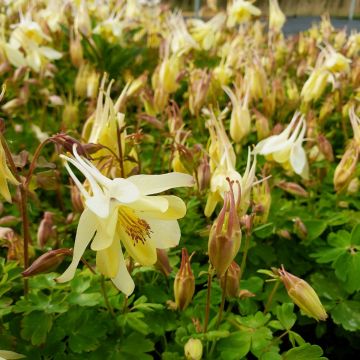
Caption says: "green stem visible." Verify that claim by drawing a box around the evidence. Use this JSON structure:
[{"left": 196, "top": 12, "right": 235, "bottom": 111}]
[
  {"left": 100, "top": 275, "right": 115, "bottom": 317},
  {"left": 215, "top": 271, "right": 227, "bottom": 329},
  {"left": 264, "top": 281, "right": 280, "bottom": 314},
  {"left": 203, "top": 267, "right": 213, "bottom": 334},
  {"left": 116, "top": 124, "right": 125, "bottom": 178},
  {"left": 239, "top": 232, "right": 251, "bottom": 282},
  {"left": 1, "top": 135, "right": 30, "bottom": 295}
]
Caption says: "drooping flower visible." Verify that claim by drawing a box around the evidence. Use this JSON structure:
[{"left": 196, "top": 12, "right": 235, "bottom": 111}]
[
  {"left": 56, "top": 145, "right": 193, "bottom": 295},
  {"left": 254, "top": 112, "right": 309, "bottom": 179}
]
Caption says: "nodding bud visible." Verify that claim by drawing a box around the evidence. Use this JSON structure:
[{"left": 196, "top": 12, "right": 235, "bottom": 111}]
[
  {"left": 208, "top": 180, "right": 242, "bottom": 276},
  {"left": 254, "top": 109, "right": 270, "bottom": 140},
  {"left": 184, "top": 338, "right": 203, "bottom": 360},
  {"left": 22, "top": 249, "right": 72, "bottom": 277},
  {"left": 220, "top": 261, "right": 241, "bottom": 298},
  {"left": 174, "top": 248, "right": 195, "bottom": 310},
  {"left": 294, "top": 217, "right": 308, "bottom": 240},
  {"left": 155, "top": 249, "right": 173, "bottom": 277},
  {"left": 277, "top": 229, "right": 292, "bottom": 240},
  {"left": 279, "top": 266, "right": 328, "bottom": 321},
  {"left": 334, "top": 142, "right": 359, "bottom": 193},
  {"left": 70, "top": 28, "right": 84, "bottom": 68},
  {"left": 252, "top": 176, "right": 271, "bottom": 225},
  {"left": 50, "top": 134, "right": 101, "bottom": 157},
  {"left": 37, "top": 212, "right": 55, "bottom": 248},
  {"left": 318, "top": 134, "right": 334, "bottom": 162},
  {"left": 197, "top": 155, "right": 210, "bottom": 192},
  {"left": 276, "top": 181, "right": 309, "bottom": 197}
]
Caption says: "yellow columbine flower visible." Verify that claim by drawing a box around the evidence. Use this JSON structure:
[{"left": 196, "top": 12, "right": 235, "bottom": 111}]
[
  {"left": 189, "top": 13, "right": 226, "bottom": 51},
  {"left": 227, "top": 0, "right": 261, "bottom": 27},
  {"left": 254, "top": 112, "right": 309, "bottom": 179},
  {"left": 223, "top": 85, "right": 251, "bottom": 143},
  {"left": 168, "top": 12, "right": 199, "bottom": 56},
  {"left": 204, "top": 112, "right": 257, "bottom": 216},
  {"left": 56, "top": 145, "right": 193, "bottom": 295}
]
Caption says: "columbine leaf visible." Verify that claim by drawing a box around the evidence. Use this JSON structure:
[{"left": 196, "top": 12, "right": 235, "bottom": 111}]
[
  {"left": 276, "top": 303, "right": 296, "bottom": 330},
  {"left": 282, "top": 344, "right": 327, "bottom": 360},
  {"left": 331, "top": 300, "right": 360, "bottom": 332},
  {"left": 21, "top": 311, "right": 53, "bottom": 346}
]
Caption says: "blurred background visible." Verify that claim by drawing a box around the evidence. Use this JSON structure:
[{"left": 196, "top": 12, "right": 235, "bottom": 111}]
[{"left": 170, "top": 0, "right": 360, "bottom": 18}]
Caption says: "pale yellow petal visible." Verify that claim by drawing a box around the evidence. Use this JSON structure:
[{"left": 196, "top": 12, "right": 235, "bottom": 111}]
[
  {"left": 137, "top": 196, "right": 187, "bottom": 220},
  {"left": 119, "top": 220, "right": 157, "bottom": 266},
  {"left": 96, "top": 235, "right": 120, "bottom": 278},
  {"left": 128, "top": 195, "right": 169, "bottom": 213},
  {"left": 127, "top": 172, "right": 194, "bottom": 195},
  {"left": 91, "top": 204, "right": 119, "bottom": 251},
  {"left": 143, "top": 217, "right": 181, "bottom": 249},
  {"left": 111, "top": 250, "right": 135, "bottom": 296},
  {"left": 56, "top": 209, "right": 96, "bottom": 283}
]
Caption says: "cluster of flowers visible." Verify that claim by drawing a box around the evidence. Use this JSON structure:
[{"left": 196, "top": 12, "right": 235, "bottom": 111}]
[{"left": 1, "top": 0, "right": 359, "bottom": 330}]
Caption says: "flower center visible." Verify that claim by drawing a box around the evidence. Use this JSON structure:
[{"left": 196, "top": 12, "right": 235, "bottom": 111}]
[{"left": 119, "top": 207, "right": 152, "bottom": 245}]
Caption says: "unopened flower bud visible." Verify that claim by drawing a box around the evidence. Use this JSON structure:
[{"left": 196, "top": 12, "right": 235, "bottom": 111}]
[
  {"left": 318, "top": 134, "right": 334, "bottom": 162},
  {"left": 174, "top": 248, "right": 195, "bottom": 310},
  {"left": 294, "top": 217, "right": 308, "bottom": 240},
  {"left": 37, "top": 212, "right": 55, "bottom": 248},
  {"left": 276, "top": 181, "right": 309, "bottom": 197},
  {"left": 70, "top": 28, "right": 84, "bottom": 68},
  {"left": 62, "top": 102, "right": 79, "bottom": 130},
  {"left": 238, "top": 289, "right": 256, "bottom": 299},
  {"left": 277, "top": 229, "right": 291, "bottom": 240},
  {"left": 155, "top": 249, "right": 172, "bottom": 277},
  {"left": 197, "top": 156, "right": 210, "bottom": 192},
  {"left": 184, "top": 338, "right": 203, "bottom": 360},
  {"left": 22, "top": 248, "right": 72, "bottom": 277},
  {"left": 208, "top": 181, "right": 242, "bottom": 276},
  {"left": 269, "top": 0, "right": 286, "bottom": 32},
  {"left": 254, "top": 109, "right": 270, "bottom": 140},
  {"left": 347, "top": 177, "right": 359, "bottom": 194},
  {"left": 334, "top": 142, "right": 359, "bottom": 193},
  {"left": 220, "top": 261, "right": 240, "bottom": 298},
  {"left": 252, "top": 177, "right": 271, "bottom": 224},
  {"left": 279, "top": 266, "right": 328, "bottom": 321}
]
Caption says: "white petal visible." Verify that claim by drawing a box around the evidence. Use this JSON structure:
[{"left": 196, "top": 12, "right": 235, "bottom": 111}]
[
  {"left": 111, "top": 249, "right": 135, "bottom": 296},
  {"left": 290, "top": 143, "right": 307, "bottom": 175},
  {"left": 127, "top": 173, "right": 194, "bottom": 195},
  {"left": 91, "top": 203, "right": 119, "bottom": 250},
  {"left": 56, "top": 209, "right": 96, "bottom": 283},
  {"left": 108, "top": 178, "right": 140, "bottom": 203},
  {"left": 4, "top": 44, "right": 26, "bottom": 68},
  {"left": 39, "top": 46, "right": 62, "bottom": 60},
  {"left": 85, "top": 194, "right": 110, "bottom": 218}
]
